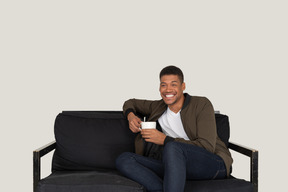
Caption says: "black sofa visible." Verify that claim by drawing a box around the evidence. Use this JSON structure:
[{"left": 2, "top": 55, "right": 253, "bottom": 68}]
[{"left": 33, "top": 111, "right": 258, "bottom": 192}]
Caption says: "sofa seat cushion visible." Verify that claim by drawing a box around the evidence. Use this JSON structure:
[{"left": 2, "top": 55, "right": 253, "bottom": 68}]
[
  {"left": 37, "top": 172, "right": 252, "bottom": 192},
  {"left": 37, "top": 171, "right": 145, "bottom": 192},
  {"left": 185, "top": 177, "right": 253, "bottom": 192}
]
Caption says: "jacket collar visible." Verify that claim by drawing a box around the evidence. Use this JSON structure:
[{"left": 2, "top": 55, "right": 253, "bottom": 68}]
[
  {"left": 181, "top": 93, "right": 191, "bottom": 110},
  {"left": 160, "top": 93, "right": 191, "bottom": 112}
]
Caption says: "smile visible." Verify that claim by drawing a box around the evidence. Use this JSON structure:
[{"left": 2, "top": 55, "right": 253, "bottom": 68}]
[{"left": 165, "top": 94, "right": 175, "bottom": 98}]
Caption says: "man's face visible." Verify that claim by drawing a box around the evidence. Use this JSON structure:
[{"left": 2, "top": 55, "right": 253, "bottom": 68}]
[{"left": 159, "top": 75, "right": 185, "bottom": 106}]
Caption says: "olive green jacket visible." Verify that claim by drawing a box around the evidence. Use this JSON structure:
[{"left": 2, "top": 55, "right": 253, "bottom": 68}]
[{"left": 123, "top": 93, "right": 233, "bottom": 176}]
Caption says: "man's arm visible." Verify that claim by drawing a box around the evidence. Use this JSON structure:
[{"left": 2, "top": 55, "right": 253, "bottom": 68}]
[
  {"left": 123, "top": 99, "right": 155, "bottom": 118},
  {"left": 123, "top": 99, "right": 155, "bottom": 133},
  {"left": 123, "top": 98, "right": 168, "bottom": 144},
  {"left": 191, "top": 100, "right": 217, "bottom": 153}
]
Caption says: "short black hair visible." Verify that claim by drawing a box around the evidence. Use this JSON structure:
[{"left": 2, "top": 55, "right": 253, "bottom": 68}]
[{"left": 159, "top": 65, "right": 184, "bottom": 83}]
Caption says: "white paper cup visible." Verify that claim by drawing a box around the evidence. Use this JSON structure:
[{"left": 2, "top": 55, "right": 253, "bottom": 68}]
[{"left": 141, "top": 122, "right": 156, "bottom": 129}]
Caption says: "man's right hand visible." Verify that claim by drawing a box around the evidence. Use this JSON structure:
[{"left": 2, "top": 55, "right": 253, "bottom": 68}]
[{"left": 127, "top": 112, "right": 142, "bottom": 133}]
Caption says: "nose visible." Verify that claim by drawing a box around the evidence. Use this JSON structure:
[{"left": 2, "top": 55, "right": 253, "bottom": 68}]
[{"left": 166, "top": 85, "right": 173, "bottom": 92}]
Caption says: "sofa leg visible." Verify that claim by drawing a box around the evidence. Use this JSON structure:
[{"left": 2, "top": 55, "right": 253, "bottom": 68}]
[
  {"left": 251, "top": 151, "right": 259, "bottom": 192},
  {"left": 33, "top": 151, "right": 40, "bottom": 192}
]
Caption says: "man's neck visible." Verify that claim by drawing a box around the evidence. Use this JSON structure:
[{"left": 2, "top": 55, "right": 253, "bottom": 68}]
[{"left": 168, "top": 95, "right": 185, "bottom": 114}]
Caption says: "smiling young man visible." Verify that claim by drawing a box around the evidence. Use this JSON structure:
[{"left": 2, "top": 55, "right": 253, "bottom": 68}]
[{"left": 116, "top": 66, "right": 233, "bottom": 192}]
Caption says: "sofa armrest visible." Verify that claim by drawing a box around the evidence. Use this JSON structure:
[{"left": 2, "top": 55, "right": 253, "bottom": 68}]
[
  {"left": 33, "top": 141, "right": 56, "bottom": 192},
  {"left": 228, "top": 141, "right": 258, "bottom": 192}
]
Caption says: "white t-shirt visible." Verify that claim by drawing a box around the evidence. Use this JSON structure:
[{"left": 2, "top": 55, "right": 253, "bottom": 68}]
[{"left": 158, "top": 107, "right": 190, "bottom": 140}]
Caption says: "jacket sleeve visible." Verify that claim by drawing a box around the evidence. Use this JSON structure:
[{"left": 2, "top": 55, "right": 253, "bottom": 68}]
[
  {"left": 123, "top": 99, "right": 155, "bottom": 118},
  {"left": 165, "top": 97, "right": 217, "bottom": 153}
]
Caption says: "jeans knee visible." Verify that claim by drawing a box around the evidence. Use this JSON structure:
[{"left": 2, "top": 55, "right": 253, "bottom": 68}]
[
  {"left": 164, "top": 141, "right": 182, "bottom": 153},
  {"left": 163, "top": 142, "right": 184, "bottom": 160},
  {"left": 115, "top": 152, "right": 134, "bottom": 171}
]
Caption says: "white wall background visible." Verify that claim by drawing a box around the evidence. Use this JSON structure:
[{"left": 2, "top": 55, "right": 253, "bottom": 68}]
[{"left": 1, "top": 1, "right": 287, "bottom": 191}]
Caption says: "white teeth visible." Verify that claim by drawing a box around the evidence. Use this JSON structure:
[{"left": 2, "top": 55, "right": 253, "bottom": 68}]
[{"left": 166, "top": 95, "right": 174, "bottom": 98}]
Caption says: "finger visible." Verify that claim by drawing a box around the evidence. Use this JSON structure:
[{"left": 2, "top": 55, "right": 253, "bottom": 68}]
[
  {"left": 133, "top": 119, "right": 141, "bottom": 127},
  {"left": 137, "top": 118, "right": 142, "bottom": 124},
  {"left": 142, "top": 135, "right": 150, "bottom": 139},
  {"left": 141, "top": 132, "right": 151, "bottom": 138},
  {"left": 130, "top": 121, "right": 141, "bottom": 133},
  {"left": 144, "top": 138, "right": 152, "bottom": 142},
  {"left": 141, "top": 133, "right": 149, "bottom": 138},
  {"left": 131, "top": 120, "right": 140, "bottom": 130},
  {"left": 133, "top": 129, "right": 140, "bottom": 133},
  {"left": 131, "top": 127, "right": 140, "bottom": 133},
  {"left": 141, "top": 129, "right": 153, "bottom": 134},
  {"left": 130, "top": 126, "right": 138, "bottom": 133}
]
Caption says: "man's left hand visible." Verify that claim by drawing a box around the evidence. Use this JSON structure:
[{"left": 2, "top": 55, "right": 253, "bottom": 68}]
[{"left": 141, "top": 129, "right": 166, "bottom": 145}]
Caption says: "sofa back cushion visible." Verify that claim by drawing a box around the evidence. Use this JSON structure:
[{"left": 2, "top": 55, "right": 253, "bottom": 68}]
[
  {"left": 52, "top": 111, "right": 136, "bottom": 171},
  {"left": 52, "top": 111, "right": 230, "bottom": 171},
  {"left": 215, "top": 113, "right": 230, "bottom": 147}
]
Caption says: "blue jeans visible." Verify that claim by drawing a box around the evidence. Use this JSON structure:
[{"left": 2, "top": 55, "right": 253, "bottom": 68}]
[{"left": 116, "top": 141, "right": 227, "bottom": 192}]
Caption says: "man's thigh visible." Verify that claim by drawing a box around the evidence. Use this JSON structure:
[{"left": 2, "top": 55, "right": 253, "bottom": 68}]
[{"left": 165, "top": 142, "right": 226, "bottom": 180}]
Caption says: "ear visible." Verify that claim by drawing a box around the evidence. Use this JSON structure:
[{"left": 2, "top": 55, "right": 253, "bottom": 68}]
[{"left": 182, "top": 82, "right": 186, "bottom": 91}]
